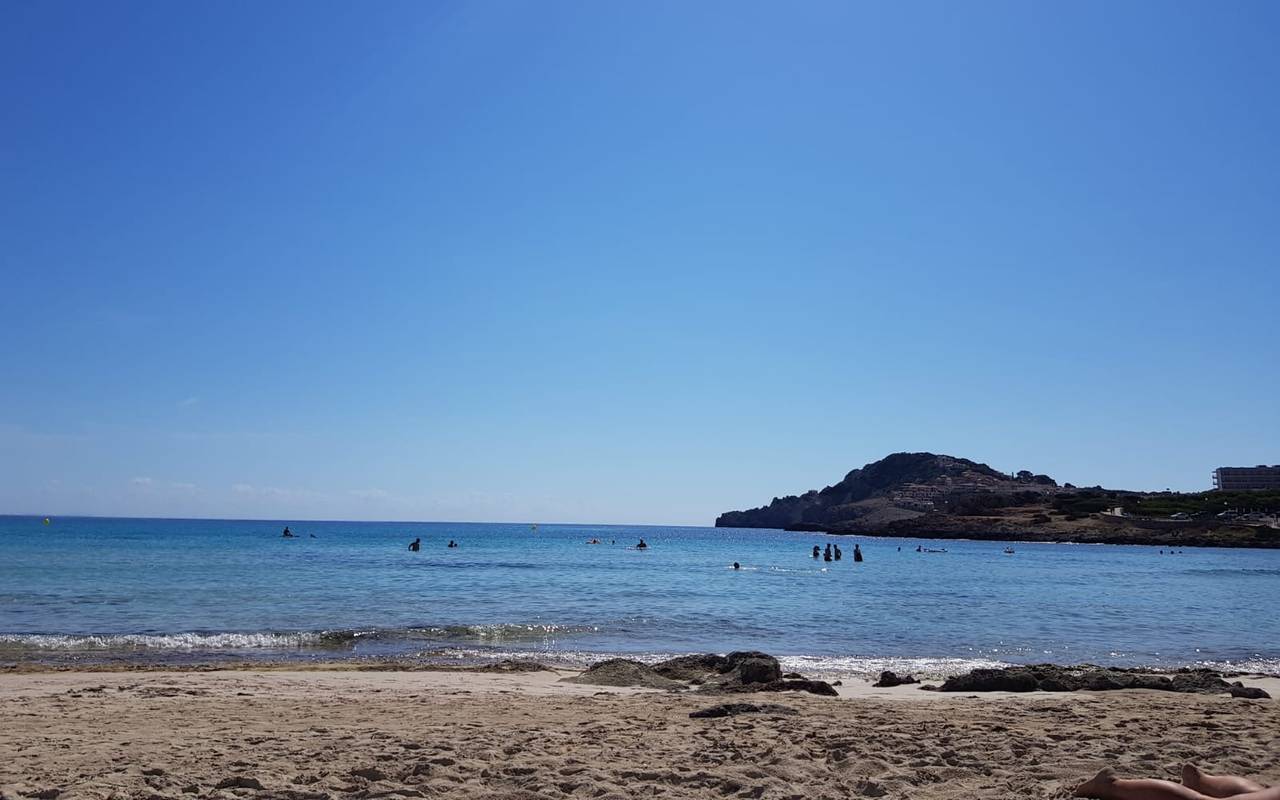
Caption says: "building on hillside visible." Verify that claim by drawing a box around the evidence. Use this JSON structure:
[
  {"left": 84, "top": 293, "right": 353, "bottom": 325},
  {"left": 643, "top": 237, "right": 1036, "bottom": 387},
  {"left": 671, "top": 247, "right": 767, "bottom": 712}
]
[{"left": 1212, "top": 465, "right": 1280, "bottom": 492}]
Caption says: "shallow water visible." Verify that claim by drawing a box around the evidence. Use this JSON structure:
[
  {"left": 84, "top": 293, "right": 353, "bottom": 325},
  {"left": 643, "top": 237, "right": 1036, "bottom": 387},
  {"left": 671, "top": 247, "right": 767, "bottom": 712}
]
[{"left": 2, "top": 516, "right": 1277, "bottom": 678}]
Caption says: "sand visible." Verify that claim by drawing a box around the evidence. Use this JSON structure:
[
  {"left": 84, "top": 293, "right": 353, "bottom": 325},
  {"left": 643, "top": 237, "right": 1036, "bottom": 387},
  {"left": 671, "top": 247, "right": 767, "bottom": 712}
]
[{"left": 2, "top": 668, "right": 1278, "bottom": 800}]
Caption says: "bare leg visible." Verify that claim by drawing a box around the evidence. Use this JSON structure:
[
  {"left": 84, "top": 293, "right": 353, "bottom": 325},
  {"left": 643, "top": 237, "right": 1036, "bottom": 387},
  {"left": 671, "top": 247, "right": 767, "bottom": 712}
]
[
  {"left": 1182, "top": 764, "right": 1267, "bottom": 798},
  {"left": 1076, "top": 768, "right": 1279, "bottom": 800},
  {"left": 1075, "top": 767, "right": 1209, "bottom": 800}
]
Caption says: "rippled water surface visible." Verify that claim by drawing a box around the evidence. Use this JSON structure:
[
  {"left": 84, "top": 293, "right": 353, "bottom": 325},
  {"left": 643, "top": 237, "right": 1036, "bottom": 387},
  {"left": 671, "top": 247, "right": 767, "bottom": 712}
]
[{"left": 2, "top": 516, "right": 1278, "bottom": 677}]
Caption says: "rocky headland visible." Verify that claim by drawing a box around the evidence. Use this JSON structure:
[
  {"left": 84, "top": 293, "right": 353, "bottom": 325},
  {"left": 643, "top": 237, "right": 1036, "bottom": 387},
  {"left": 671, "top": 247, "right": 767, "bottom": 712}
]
[{"left": 715, "top": 452, "right": 1280, "bottom": 548}]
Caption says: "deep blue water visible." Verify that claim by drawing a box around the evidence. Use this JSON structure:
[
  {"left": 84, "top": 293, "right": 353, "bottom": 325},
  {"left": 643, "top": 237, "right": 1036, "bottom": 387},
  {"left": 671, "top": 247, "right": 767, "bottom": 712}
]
[{"left": 2, "top": 516, "right": 1278, "bottom": 678}]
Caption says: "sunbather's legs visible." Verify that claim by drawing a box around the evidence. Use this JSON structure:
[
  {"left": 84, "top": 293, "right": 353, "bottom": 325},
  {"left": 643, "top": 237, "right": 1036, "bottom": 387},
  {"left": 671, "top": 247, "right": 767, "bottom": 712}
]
[
  {"left": 1076, "top": 768, "right": 1278, "bottom": 800},
  {"left": 1182, "top": 764, "right": 1268, "bottom": 798}
]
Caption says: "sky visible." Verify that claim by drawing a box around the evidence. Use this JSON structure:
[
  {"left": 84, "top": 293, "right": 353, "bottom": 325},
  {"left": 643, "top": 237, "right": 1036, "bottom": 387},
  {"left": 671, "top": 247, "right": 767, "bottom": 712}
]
[{"left": 2, "top": 1, "right": 1278, "bottom": 525}]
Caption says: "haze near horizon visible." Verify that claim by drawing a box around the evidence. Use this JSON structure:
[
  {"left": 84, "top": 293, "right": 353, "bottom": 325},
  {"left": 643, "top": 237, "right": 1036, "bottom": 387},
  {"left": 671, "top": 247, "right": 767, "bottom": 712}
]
[{"left": 3, "top": 1, "right": 1278, "bottom": 525}]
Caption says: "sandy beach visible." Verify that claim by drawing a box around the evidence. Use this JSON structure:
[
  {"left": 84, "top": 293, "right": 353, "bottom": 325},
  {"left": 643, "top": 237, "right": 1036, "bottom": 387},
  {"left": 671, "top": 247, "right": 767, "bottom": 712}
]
[{"left": 2, "top": 667, "right": 1277, "bottom": 800}]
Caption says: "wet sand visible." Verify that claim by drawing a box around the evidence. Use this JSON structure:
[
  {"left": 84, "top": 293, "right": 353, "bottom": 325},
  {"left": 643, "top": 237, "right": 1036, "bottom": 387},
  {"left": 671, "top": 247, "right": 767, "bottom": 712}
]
[{"left": 2, "top": 668, "right": 1277, "bottom": 800}]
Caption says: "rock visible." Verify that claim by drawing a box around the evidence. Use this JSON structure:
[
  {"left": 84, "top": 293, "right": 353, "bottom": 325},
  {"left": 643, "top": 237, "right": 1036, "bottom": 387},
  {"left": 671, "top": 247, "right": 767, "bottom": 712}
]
[
  {"left": 561, "top": 659, "right": 684, "bottom": 690},
  {"left": 350, "top": 767, "right": 388, "bottom": 781},
  {"left": 1229, "top": 686, "right": 1271, "bottom": 699},
  {"left": 215, "top": 777, "right": 265, "bottom": 790},
  {"left": 689, "top": 702, "right": 799, "bottom": 718},
  {"left": 723, "top": 651, "right": 782, "bottom": 678},
  {"left": 726, "top": 679, "right": 838, "bottom": 697},
  {"left": 728, "top": 655, "right": 782, "bottom": 685},
  {"left": 782, "top": 672, "right": 804, "bottom": 679},
  {"left": 652, "top": 654, "right": 728, "bottom": 681},
  {"left": 873, "top": 671, "right": 918, "bottom": 688},
  {"left": 940, "top": 667, "right": 1039, "bottom": 693},
  {"left": 939, "top": 665, "right": 1235, "bottom": 695},
  {"left": 481, "top": 660, "right": 552, "bottom": 673}
]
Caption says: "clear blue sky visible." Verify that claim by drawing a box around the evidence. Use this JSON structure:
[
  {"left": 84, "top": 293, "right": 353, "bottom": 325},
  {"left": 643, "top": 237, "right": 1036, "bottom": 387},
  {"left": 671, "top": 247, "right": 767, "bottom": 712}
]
[{"left": 2, "top": 1, "right": 1277, "bottom": 524}]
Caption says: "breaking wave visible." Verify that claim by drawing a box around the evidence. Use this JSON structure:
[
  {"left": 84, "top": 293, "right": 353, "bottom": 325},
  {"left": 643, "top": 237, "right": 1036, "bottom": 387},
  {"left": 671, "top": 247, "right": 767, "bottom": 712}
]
[{"left": 0, "top": 623, "right": 601, "bottom": 653}]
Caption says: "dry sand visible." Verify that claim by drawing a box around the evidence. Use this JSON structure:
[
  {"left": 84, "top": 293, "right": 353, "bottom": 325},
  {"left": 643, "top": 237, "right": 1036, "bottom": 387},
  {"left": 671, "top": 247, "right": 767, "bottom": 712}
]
[{"left": 2, "top": 668, "right": 1278, "bottom": 800}]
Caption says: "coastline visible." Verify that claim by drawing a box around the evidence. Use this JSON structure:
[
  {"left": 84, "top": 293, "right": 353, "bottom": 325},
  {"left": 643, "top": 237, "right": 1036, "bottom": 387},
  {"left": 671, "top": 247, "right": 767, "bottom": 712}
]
[{"left": 3, "top": 665, "right": 1277, "bottom": 800}]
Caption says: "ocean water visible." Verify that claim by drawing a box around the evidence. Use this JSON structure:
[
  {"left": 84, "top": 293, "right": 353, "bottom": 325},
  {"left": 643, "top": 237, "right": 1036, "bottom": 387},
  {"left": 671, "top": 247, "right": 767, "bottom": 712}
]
[{"left": 2, "top": 516, "right": 1278, "bottom": 679}]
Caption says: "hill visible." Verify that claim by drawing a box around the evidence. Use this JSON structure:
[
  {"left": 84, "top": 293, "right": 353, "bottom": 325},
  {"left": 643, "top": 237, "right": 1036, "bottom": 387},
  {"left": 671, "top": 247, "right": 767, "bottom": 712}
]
[{"left": 715, "top": 452, "right": 1280, "bottom": 549}]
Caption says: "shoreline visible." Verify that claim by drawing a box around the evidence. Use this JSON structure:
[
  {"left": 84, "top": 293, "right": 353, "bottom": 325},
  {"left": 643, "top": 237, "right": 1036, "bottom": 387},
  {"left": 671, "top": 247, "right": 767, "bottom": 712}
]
[{"left": 5, "top": 651, "right": 1280, "bottom": 680}]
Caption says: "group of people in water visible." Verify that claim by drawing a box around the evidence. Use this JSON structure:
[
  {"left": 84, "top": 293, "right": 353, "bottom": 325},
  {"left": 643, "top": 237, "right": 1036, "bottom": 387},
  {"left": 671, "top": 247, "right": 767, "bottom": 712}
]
[
  {"left": 811, "top": 542, "right": 863, "bottom": 562},
  {"left": 408, "top": 537, "right": 459, "bottom": 551}
]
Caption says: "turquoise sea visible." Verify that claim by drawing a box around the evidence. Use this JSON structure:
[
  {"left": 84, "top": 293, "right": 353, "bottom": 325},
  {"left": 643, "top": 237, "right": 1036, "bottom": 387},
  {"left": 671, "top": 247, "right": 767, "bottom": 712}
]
[{"left": 2, "top": 516, "right": 1278, "bottom": 679}]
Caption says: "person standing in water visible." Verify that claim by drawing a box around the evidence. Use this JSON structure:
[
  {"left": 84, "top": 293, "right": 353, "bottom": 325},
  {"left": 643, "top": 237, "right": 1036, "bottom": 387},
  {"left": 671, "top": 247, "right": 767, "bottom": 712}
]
[
  {"left": 281, "top": 526, "right": 293, "bottom": 538},
  {"left": 408, "top": 537, "right": 421, "bottom": 552},
  {"left": 834, "top": 544, "right": 843, "bottom": 561},
  {"left": 853, "top": 544, "right": 863, "bottom": 562}
]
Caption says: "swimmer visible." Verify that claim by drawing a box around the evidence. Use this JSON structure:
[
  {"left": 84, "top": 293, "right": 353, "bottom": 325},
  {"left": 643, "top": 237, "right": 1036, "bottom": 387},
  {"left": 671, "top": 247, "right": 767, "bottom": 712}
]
[
  {"left": 636, "top": 539, "right": 648, "bottom": 549},
  {"left": 282, "top": 526, "right": 294, "bottom": 538},
  {"left": 812, "top": 545, "right": 821, "bottom": 558},
  {"left": 732, "top": 562, "right": 741, "bottom": 570},
  {"left": 853, "top": 544, "right": 863, "bottom": 563},
  {"left": 408, "top": 537, "right": 421, "bottom": 552},
  {"left": 833, "top": 544, "right": 842, "bottom": 561}
]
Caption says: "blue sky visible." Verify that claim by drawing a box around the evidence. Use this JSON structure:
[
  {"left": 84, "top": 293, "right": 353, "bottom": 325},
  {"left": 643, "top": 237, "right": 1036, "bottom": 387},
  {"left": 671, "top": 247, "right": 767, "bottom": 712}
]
[{"left": 2, "top": 1, "right": 1277, "bottom": 524}]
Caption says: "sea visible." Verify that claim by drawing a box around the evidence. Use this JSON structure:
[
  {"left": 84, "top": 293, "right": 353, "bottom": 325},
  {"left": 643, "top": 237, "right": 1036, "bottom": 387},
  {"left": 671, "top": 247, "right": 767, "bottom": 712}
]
[{"left": 3, "top": 516, "right": 1278, "bottom": 680}]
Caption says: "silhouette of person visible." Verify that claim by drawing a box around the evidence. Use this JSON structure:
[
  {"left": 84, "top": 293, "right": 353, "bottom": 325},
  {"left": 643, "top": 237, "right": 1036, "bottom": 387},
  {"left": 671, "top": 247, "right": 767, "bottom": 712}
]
[
  {"left": 853, "top": 544, "right": 863, "bottom": 563},
  {"left": 282, "top": 526, "right": 293, "bottom": 538},
  {"left": 409, "top": 537, "right": 421, "bottom": 552}
]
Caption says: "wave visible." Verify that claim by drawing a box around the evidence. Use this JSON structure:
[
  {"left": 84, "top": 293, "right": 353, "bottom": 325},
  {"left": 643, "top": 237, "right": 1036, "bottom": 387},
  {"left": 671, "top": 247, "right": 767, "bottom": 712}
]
[
  {"left": 1184, "top": 568, "right": 1280, "bottom": 577},
  {"left": 0, "top": 623, "right": 601, "bottom": 653}
]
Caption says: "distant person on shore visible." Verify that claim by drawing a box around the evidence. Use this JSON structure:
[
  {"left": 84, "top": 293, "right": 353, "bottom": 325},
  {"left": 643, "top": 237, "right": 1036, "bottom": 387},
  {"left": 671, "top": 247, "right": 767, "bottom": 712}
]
[
  {"left": 853, "top": 544, "right": 863, "bottom": 562},
  {"left": 1075, "top": 763, "right": 1274, "bottom": 800},
  {"left": 282, "top": 526, "right": 293, "bottom": 538},
  {"left": 408, "top": 537, "right": 421, "bottom": 552}
]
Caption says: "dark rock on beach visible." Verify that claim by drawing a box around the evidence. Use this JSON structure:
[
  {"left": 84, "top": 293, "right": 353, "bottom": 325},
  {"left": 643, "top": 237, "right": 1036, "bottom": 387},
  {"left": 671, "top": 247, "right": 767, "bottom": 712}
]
[
  {"left": 689, "top": 702, "right": 800, "bottom": 718},
  {"left": 938, "top": 665, "right": 1235, "bottom": 695},
  {"left": 873, "top": 671, "right": 918, "bottom": 688},
  {"left": 651, "top": 654, "right": 728, "bottom": 682},
  {"left": 561, "top": 659, "right": 684, "bottom": 690},
  {"left": 1229, "top": 685, "right": 1271, "bottom": 699},
  {"left": 566, "top": 652, "right": 837, "bottom": 696}
]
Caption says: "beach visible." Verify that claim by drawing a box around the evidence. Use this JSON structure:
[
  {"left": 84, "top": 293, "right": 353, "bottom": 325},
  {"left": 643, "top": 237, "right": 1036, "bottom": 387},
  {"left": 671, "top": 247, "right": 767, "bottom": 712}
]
[{"left": 3, "top": 666, "right": 1277, "bottom": 800}]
